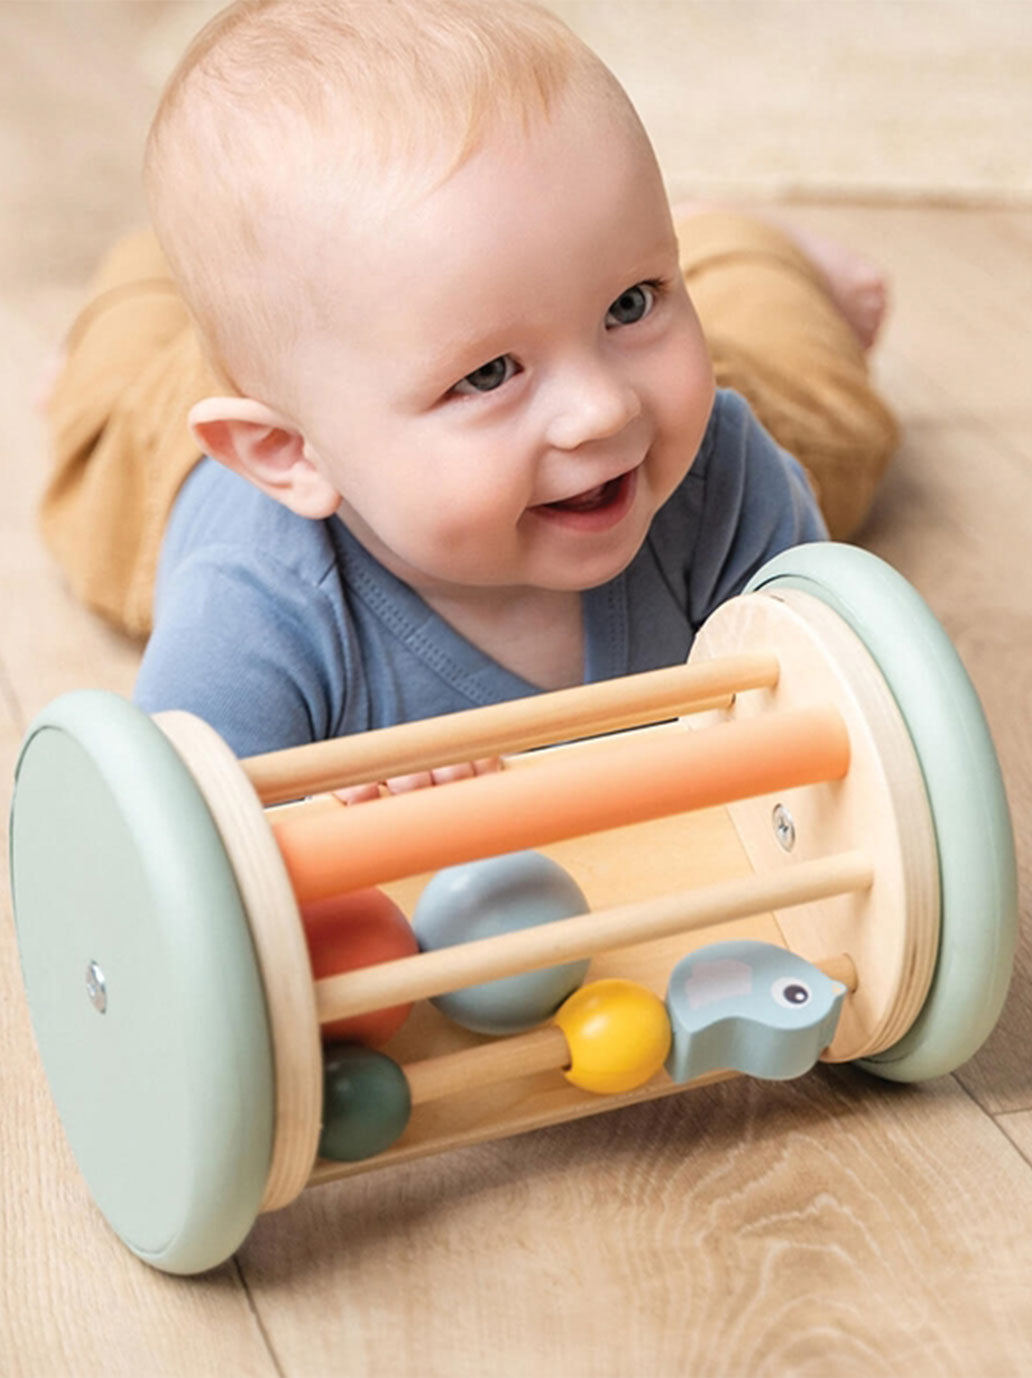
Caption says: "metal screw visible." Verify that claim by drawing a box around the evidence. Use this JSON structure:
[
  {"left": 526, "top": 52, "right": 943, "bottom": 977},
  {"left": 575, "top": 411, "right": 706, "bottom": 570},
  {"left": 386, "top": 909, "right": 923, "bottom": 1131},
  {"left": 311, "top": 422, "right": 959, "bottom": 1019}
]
[
  {"left": 772, "top": 803, "right": 796, "bottom": 852},
  {"left": 85, "top": 960, "right": 107, "bottom": 1014}
]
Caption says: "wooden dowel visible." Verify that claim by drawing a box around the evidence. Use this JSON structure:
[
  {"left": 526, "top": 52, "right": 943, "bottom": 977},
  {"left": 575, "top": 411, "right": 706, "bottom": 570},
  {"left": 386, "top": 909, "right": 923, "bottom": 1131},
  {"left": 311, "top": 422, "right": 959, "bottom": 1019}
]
[
  {"left": 819, "top": 953, "right": 858, "bottom": 991},
  {"left": 400, "top": 953, "right": 859, "bottom": 1107},
  {"left": 404, "top": 1026, "right": 571, "bottom": 1105},
  {"left": 315, "top": 850, "right": 872, "bottom": 1025},
  {"left": 274, "top": 705, "right": 850, "bottom": 905},
  {"left": 243, "top": 655, "right": 780, "bottom": 804}
]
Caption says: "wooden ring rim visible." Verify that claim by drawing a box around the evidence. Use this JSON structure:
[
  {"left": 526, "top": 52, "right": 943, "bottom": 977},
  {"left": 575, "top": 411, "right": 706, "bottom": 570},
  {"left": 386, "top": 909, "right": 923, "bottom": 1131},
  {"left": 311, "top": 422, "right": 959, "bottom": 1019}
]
[
  {"left": 687, "top": 588, "right": 941, "bottom": 1062},
  {"left": 155, "top": 712, "right": 323, "bottom": 1212}
]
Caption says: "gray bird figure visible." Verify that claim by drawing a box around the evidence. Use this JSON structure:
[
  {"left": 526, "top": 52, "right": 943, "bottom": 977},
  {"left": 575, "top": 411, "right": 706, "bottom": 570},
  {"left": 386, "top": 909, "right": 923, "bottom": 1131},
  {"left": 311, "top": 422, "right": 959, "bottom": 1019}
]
[{"left": 665, "top": 940, "right": 847, "bottom": 1084}]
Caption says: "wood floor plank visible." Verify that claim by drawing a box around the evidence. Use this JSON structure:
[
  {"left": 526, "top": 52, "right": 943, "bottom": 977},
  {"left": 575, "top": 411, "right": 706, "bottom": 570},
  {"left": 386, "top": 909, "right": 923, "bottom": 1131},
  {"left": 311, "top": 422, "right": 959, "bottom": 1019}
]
[
  {"left": 779, "top": 205, "right": 1032, "bottom": 422},
  {"left": 567, "top": 3, "right": 1032, "bottom": 204},
  {"left": 235, "top": 1067, "right": 1032, "bottom": 1376},
  {"left": 996, "top": 1109, "right": 1032, "bottom": 1168}
]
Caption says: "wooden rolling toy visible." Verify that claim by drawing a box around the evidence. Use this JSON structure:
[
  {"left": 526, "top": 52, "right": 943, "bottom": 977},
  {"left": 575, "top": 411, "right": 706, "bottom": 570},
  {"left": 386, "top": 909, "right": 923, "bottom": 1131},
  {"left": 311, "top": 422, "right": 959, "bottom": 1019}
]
[{"left": 8, "top": 544, "right": 1018, "bottom": 1274}]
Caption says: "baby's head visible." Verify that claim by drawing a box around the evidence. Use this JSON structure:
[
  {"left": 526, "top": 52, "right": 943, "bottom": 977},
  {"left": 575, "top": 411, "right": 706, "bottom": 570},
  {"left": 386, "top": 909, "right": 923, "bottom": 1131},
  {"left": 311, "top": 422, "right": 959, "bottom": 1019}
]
[
  {"left": 147, "top": 0, "right": 626, "bottom": 406},
  {"left": 147, "top": 0, "right": 714, "bottom": 601}
]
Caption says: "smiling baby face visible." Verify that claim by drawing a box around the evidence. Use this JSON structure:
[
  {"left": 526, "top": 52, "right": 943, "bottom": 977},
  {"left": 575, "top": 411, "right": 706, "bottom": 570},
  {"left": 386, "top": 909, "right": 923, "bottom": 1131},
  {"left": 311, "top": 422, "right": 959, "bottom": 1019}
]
[{"left": 287, "top": 86, "right": 715, "bottom": 602}]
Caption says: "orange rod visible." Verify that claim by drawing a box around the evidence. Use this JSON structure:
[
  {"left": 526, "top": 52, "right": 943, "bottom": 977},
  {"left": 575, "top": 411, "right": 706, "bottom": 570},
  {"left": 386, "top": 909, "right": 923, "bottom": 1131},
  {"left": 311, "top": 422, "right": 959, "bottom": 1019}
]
[
  {"left": 243, "top": 654, "right": 780, "bottom": 805},
  {"left": 272, "top": 706, "right": 850, "bottom": 904}
]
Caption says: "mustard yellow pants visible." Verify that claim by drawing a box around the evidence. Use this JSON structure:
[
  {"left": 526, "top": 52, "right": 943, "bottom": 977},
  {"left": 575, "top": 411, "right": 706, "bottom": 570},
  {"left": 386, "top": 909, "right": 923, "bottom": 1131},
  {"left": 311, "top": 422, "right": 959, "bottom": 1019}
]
[{"left": 40, "top": 214, "right": 898, "bottom": 638}]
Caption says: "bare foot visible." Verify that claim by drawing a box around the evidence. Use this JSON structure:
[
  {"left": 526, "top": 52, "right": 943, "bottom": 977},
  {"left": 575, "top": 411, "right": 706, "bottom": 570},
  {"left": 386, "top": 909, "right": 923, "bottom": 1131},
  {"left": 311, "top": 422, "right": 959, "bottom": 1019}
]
[
  {"left": 672, "top": 201, "right": 889, "bottom": 350},
  {"left": 782, "top": 224, "right": 888, "bottom": 350}
]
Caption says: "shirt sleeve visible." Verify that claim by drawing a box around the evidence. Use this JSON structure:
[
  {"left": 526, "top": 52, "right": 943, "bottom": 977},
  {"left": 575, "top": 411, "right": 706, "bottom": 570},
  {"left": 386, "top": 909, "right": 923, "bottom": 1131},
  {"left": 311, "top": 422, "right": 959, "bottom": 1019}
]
[
  {"left": 686, "top": 390, "right": 828, "bottom": 628},
  {"left": 133, "top": 547, "right": 348, "bottom": 759}
]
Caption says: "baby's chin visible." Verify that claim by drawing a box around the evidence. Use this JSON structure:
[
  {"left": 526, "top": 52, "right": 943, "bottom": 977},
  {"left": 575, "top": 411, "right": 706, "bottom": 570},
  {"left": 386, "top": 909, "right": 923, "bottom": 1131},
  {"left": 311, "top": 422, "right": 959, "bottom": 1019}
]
[{"left": 524, "top": 539, "right": 649, "bottom": 595}]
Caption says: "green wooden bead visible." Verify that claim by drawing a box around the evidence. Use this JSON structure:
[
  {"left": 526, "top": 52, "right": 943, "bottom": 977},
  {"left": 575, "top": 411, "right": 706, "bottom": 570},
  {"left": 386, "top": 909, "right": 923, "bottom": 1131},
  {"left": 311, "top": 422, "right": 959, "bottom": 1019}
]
[{"left": 319, "top": 1044, "right": 412, "bottom": 1162}]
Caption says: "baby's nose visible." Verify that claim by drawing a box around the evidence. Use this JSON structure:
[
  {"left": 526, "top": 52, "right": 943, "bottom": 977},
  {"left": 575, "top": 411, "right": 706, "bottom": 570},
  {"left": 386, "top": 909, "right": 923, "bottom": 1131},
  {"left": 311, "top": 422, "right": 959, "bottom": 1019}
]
[{"left": 545, "top": 362, "right": 642, "bottom": 451}]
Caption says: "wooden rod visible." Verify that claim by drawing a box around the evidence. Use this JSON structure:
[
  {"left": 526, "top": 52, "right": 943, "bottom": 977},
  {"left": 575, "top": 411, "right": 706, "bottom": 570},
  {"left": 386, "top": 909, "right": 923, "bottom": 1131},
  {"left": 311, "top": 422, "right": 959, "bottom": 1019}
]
[
  {"left": 314, "top": 850, "right": 872, "bottom": 1025},
  {"left": 274, "top": 705, "right": 850, "bottom": 905},
  {"left": 400, "top": 953, "right": 859, "bottom": 1107},
  {"left": 818, "top": 953, "right": 858, "bottom": 991},
  {"left": 243, "top": 654, "right": 780, "bottom": 804},
  {"left": 404, "top": 1026, "right": 571, "bottom": 1106}
]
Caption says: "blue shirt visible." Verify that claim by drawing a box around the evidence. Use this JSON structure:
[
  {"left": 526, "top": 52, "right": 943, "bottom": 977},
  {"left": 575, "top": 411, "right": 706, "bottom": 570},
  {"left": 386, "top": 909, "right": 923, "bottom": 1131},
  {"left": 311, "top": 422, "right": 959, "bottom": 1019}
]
[{"left": 135, "top": 390, "right": 825, "bottom": 757}]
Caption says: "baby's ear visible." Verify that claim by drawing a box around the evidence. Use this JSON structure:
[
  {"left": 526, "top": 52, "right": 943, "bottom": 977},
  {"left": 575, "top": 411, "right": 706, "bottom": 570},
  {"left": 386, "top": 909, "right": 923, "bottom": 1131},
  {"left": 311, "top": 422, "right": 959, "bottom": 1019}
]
[{"left": 188, "top": 396, "right": 341, "bottom": 519}]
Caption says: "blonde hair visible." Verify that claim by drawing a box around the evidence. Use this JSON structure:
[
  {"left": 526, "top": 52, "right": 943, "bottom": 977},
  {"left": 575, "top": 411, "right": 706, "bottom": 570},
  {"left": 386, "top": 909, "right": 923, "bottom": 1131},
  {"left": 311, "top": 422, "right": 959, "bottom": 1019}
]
[{"left": 145, "top": 0, "right": 633, "bottom": 405}]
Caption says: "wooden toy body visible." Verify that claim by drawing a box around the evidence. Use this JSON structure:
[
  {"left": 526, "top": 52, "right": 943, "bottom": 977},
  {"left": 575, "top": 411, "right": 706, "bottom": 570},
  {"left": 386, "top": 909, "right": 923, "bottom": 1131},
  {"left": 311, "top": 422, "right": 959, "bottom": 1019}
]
[
  {"left": 149, "top": 580, "right": 938, "bottom": 1195},
  {"left": 8, "top": 544, "right": 1018, "bottom": 1273}
]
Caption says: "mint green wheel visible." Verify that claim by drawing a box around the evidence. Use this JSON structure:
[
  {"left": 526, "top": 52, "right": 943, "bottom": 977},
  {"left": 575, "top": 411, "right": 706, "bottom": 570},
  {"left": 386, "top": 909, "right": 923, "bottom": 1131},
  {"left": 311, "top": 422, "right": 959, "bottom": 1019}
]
[
  {"left": 746, "top": 543, "right": 1017, "bottom": 1081},
  {"left": 9, "top": 692, "right": 275, "bottom": 1273}
]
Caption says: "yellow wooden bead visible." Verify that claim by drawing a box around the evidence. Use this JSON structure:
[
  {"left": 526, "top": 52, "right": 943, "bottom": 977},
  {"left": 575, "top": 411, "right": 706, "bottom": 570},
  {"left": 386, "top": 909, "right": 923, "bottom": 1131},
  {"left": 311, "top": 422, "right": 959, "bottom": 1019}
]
[{"left": 555, "top": 979, "right": 671, "bottom": 1094}]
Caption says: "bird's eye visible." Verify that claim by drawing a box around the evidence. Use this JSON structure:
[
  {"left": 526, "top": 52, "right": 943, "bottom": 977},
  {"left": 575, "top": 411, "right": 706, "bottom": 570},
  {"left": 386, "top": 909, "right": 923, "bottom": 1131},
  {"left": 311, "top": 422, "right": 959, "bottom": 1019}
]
[{"left": 771, "top": 977, "right": 812, "bottom": 1008}]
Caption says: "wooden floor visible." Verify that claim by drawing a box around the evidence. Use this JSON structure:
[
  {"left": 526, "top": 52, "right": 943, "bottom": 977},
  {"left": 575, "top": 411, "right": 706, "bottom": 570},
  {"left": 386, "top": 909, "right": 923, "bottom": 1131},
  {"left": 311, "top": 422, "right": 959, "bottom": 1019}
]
[{"left": 4, "top": 9, "right": 1032, "bottom": 1378}]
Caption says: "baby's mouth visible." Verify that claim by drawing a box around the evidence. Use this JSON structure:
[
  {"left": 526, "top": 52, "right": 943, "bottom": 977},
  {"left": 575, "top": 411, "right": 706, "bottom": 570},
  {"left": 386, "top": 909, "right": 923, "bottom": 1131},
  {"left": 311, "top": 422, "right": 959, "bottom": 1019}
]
[{"left": 541, "top": 474, "right": 627, "bottom": 513}]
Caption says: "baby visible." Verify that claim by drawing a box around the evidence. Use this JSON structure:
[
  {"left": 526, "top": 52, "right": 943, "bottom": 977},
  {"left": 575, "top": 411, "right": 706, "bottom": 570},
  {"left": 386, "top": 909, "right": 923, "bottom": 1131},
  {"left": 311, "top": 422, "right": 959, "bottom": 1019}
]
[{"left": 42, "top": 0, "right": 898, "bottom": 790}]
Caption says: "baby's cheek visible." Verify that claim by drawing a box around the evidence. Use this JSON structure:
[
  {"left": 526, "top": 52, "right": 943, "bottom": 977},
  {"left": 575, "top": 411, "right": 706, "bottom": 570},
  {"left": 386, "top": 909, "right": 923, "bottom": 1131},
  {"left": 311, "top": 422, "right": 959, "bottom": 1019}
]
[
  {"left": 667, "top": 338, "right": 715, "bottom": 447},
  {"left": 402, "top": 495, "right": 514, "bottom": 572},
  {"left": 389, "top": 449, "right": 527, "bottom": 569}
]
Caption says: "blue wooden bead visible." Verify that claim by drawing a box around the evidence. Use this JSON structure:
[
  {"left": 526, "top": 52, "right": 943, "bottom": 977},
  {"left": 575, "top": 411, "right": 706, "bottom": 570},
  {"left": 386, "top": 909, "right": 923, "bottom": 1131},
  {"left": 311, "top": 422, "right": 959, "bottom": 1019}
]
[
  {"left": 319, "top": 1044, "right": 412, "bottom": 1162},
  {"left": 412, "top": 851, "right": 590, "bottom": 1035}
]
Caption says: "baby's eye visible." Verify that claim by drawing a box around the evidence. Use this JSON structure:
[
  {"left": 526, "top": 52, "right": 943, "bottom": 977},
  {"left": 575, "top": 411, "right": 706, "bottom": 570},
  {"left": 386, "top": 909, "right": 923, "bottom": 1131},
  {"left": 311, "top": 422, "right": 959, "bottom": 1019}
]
[
  {"left": 605, "top": 282, "right": 657, "bottom": 328},
  {"left": 452, "top": 355, "right": 519, "bottom": 396}
]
